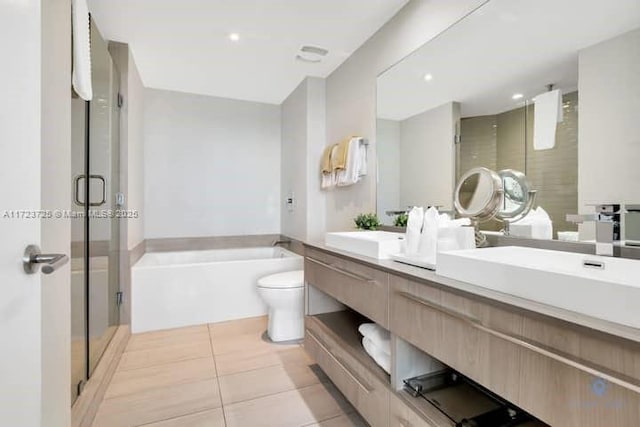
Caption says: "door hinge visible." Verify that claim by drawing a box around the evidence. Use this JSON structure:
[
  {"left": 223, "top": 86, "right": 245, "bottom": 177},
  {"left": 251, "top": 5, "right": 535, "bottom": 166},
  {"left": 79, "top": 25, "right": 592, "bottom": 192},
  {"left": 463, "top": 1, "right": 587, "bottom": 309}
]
[
  {"left": 116, "top": 291, "right": 124, "bottom": 307},
  {"left": 117, "top": 93, "right": 124, "bottom": 108}
]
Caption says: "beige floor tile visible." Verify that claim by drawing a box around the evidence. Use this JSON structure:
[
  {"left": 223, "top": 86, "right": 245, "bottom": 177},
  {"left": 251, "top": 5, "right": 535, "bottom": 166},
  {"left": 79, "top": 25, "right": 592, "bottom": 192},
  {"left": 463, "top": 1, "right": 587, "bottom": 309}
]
[
  {"left": 215, "top": 345, "right": 313, "bottom": 376},
  {"left": 106, "top": 357, "right": 217, "bottom": 399},
  {"left": 92, "top": 379, "right": 221, "bottom": 427},
  {"left": 209, "top": 315, "right": 267, "bottom": 339},
  {"left": 224, "top": 383, "right": 352, "bottom": 427},
  {"left": 138, "top": 408, "right": 225, "bottom": 427},
  {"left": 127, "top": 325, "right": 210, "bottom": 352},
  {"left": 218, "top": 362, "right": 326, "bottom": 404},
  {"left": 304, "top": 412, "right": 368, "bottom": 427},
  {"left": 211, "top": 331, "right": 298, "bottom": 356},
  {"left": 118, "top": 341, "right": 212, "bottom": 371}
]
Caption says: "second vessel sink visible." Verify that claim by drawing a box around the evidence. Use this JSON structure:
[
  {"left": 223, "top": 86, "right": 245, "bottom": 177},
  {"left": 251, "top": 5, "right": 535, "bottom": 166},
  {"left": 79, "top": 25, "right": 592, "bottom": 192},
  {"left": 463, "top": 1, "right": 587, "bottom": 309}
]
[
  {"left": 436, "top": 246, "right": 640, "bottom": 328},
  {"left": 325, "top": 231, "right": 405, "bottom": 259}
]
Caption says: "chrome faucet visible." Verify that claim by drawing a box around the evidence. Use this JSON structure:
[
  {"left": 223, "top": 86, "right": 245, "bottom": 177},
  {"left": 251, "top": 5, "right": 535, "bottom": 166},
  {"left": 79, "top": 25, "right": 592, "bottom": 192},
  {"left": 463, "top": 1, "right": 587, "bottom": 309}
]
[
  {"left": 567, "top": 204, "right": 620, "bottom": 256},
  {"left": 272, "top": 239, "right": 292, "bottom": 247}
]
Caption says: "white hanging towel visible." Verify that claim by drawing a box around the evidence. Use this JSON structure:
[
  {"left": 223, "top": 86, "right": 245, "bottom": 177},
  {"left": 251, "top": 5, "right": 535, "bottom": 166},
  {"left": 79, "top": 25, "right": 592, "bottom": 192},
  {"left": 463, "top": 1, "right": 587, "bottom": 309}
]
[
  {"left": 533, "top": 89, "right": 563, "bottom": 150},
  {"left": 336, "top": 137, "right": 366, "bottom": 186},
  {"left": 72, "top": 0, "right": 93, "bottom": 101}
]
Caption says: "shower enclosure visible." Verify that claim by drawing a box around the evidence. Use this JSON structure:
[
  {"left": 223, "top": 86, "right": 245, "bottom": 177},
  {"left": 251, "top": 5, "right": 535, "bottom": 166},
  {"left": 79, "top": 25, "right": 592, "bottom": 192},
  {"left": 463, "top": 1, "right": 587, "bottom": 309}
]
[{"left": 71, "top": 20, "right": 122, "bottom": 403}]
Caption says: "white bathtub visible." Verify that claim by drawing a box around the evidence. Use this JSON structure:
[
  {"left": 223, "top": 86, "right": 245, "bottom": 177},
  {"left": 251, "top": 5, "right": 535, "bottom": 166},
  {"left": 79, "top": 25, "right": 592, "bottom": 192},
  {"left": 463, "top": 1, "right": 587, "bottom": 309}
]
[{"left": 131, "top": 247, "right": 303, "bottom": 333}]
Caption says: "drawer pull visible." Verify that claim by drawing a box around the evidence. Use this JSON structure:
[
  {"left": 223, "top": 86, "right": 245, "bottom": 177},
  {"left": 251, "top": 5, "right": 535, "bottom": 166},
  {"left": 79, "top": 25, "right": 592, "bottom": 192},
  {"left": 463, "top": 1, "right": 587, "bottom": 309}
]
[
  {"left": 396, "top": 291, "right": 640, "bottom": 394},
  {"left": 307, "top": 257, "right": 375, "bottom": 283},
  {"left": 307, "top": 329, "right": 373, "bottom": 394}
]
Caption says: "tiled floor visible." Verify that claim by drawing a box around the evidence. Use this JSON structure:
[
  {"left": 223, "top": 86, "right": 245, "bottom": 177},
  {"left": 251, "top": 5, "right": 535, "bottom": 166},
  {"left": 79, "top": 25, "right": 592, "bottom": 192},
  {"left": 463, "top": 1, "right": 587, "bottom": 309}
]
[{"left": 92, "top": 316, "right": 367, "bottom": 427}]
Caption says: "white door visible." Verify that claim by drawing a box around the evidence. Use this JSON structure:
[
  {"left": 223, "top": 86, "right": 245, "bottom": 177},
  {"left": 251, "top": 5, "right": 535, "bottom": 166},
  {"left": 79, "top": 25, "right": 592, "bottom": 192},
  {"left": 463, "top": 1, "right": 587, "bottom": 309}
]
[{"left": 0, "top": 0, "right": 71, "bottom": 426}]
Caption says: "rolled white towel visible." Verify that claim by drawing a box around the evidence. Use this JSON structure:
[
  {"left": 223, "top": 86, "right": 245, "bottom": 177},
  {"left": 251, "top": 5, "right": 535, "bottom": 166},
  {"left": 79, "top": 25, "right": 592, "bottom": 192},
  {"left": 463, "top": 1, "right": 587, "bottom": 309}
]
[
  {"left": 362, "top": 336, "right": 391, "bottom": 374},
  {"left": 358, "top": 323, "right": 390, "bottom": 355}
]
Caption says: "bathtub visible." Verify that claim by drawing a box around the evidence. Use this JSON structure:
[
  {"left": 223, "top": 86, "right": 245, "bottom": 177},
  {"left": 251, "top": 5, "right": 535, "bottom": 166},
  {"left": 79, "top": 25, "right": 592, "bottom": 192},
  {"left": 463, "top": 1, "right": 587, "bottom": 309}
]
[{"left": 131, "top": 246, "right": 303, "bottom": 333}]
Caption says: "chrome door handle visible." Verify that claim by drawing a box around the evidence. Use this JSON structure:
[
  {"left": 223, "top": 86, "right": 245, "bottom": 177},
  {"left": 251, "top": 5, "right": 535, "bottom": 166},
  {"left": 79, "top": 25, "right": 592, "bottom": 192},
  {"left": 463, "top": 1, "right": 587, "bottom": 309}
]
[
  {"left": 73, "top": 174, "right": 107, "bottom": 207},
  {"left": 23, "top": 245, "right": 69, "bottom": 274}
]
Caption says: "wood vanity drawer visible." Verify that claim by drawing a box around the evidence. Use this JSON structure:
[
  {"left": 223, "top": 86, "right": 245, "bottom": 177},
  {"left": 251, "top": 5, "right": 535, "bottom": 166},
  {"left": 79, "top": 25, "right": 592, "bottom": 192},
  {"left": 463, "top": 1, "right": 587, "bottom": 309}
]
[
  {"left": 389, "top": 394, "right": 439, "bottom": 427},
  {"left": 305, "top": 249, "right": 389, "bottom": 327},
  {"left": 389, "top": 275, "right": 522, "bottom": 404},
  {"left": 389, "top": 275, "right": 640, "bottom": 426},
  {"left": 304, "top": 318, "right": 390, "bottom": 427}
]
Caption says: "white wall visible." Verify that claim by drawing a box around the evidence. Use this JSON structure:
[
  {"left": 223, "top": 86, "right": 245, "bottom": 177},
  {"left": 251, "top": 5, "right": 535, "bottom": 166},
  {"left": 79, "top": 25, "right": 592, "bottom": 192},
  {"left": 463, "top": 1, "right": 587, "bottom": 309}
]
[
  {"left": 399, "top": 102, "right": 458, "bottom": 210},
  {"left": 144, "top": 89, "right": 282, "bottom": 238},
  {"left": 324, "top": 0, "right": 486, "bottom": 230},
  {"left": 376, "top": 119, "right": 401, "bottom": 222},
  {"left": 281, "top": 80, "right": 308, "bottom": 240},
  {"left": 280, "top": 77, "right": 327, "bottom": 242},
  {"left": 579, "top": 28, "right": 640, "bottom": 216},
  {"left": 126, "top": 51, "right": 146, "bottom": 249}
]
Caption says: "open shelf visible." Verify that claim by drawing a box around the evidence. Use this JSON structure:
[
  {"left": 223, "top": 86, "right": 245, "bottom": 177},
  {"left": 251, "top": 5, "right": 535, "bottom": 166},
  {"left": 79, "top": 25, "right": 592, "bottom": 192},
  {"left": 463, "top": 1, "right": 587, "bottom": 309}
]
[{"left": 309, "top": 310, "right": 391, "bottom": 386}]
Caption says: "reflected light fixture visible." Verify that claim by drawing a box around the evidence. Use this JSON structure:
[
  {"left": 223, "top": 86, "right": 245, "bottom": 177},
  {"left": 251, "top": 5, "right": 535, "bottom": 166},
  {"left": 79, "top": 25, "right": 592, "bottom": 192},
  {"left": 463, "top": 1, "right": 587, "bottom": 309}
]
[
  {"left": 229, "top": 33, "right": 240, "bottom": 42},
  {"left": 512, "top": 93, "right": 524, "bottom": 100},
  {"left": 423, "top": 73, "right": 433, "bottom": 82}
]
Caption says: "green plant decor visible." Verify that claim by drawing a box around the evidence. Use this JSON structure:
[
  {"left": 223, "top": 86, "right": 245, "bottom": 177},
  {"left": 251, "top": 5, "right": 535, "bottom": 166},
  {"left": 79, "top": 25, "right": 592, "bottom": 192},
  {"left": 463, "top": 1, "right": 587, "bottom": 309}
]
[
  {"left": 354, "top": 213, "right": 381, "bottom": 230},
  {"left": 394, "top": 213, "right": 408, "bottom": 228}
]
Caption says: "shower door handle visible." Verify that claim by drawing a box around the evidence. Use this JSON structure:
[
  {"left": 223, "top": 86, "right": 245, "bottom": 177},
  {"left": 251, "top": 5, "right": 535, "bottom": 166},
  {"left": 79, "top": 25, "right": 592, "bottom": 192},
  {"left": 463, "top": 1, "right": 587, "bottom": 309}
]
[{"left": 74, "top": 174, "right": 107, "bottom": 207}]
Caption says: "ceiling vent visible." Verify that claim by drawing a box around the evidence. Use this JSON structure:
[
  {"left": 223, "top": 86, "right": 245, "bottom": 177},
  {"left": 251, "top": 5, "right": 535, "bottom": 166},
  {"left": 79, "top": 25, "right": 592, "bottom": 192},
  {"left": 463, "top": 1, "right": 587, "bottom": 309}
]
[{"left": 296, "top": 45, "right": 329, "bottom": 63}]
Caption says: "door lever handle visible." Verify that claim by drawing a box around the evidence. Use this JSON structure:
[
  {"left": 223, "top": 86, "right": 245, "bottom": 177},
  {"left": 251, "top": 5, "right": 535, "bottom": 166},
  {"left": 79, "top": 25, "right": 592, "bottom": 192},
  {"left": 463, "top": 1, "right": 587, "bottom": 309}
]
[{"left": 23, "top": 245, "right": 69, "bottom": 274}]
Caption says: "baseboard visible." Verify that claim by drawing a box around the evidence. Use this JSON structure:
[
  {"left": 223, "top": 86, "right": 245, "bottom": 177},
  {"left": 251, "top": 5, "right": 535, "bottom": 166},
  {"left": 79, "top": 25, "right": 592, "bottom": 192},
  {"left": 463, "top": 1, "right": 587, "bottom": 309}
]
[{"left": 71, "top": 325, "right": 130, "bottom": 427}]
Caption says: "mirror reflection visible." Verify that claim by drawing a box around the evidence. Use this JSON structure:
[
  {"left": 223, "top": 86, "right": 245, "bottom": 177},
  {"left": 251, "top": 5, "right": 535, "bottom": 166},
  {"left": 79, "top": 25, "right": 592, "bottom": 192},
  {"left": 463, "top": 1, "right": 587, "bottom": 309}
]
[{"left": 376, "top": 0, "right": 640, "bottom": 242}]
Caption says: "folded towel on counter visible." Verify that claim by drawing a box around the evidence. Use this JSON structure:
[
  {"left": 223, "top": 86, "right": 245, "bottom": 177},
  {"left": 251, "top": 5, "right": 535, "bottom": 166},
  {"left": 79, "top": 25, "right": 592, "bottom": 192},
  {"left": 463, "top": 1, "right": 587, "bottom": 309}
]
[
  {"left": 336, "top": 137, "right": 367, "bottom": 187},
  {"left": 362, "top": 336, "right": 391, "bottom": 374},
  {"left": 358, "top": 323, "right": 390, "bottom": 355},
  {"left": 405, "top": 207, "right": 424, "bottom": 256}
]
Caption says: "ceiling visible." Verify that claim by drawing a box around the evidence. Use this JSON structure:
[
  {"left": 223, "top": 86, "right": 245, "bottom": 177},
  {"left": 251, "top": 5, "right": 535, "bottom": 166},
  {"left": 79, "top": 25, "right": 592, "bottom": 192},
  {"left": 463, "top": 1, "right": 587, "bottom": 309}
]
[
  {"left": 377, "top": 0, "right": 640, "bottom": 121},
  {"left": 87, "top": 0, "right": 408, "bottom": 104}
]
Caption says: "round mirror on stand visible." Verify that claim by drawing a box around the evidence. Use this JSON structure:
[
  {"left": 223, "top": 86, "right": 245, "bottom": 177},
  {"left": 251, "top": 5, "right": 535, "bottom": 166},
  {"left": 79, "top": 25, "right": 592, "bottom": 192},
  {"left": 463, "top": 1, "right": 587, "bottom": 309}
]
[
  {"left": 453, "top": 167, "right": 504, "bottom": 246},
  {"left": 495, "top": 169, "right": 537, "bottom": 234}
]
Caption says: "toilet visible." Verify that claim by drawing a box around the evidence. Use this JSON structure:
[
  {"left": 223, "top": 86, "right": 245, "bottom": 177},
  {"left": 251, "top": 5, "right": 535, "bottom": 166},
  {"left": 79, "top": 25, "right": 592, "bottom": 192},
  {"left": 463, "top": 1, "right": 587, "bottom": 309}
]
[{"left": 257, "top": 270, "right": 305, "bottom": 342}]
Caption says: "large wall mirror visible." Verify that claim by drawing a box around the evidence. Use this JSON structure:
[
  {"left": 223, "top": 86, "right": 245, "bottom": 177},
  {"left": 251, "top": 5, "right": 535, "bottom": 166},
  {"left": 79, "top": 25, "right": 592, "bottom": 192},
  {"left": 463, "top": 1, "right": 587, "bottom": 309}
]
[{"left": 376, "top": 0, "right": 640, "bottom": 241}]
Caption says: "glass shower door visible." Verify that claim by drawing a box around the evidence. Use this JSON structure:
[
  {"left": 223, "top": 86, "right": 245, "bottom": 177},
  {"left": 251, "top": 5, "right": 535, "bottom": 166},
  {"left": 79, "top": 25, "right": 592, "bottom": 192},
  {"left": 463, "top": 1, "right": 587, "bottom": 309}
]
[
  {"left": 87, "top": 20, "right": 121, "bottom": 376},
  {"left": 70, "top": 19, "right": 121, "bottom": 403}
]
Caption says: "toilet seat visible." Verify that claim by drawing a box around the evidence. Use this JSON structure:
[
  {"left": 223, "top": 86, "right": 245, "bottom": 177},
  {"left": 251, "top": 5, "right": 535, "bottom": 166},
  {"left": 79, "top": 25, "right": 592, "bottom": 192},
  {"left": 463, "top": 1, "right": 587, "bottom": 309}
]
[{"left": 257, "top": 270, "right": 304, "bottom": 289}]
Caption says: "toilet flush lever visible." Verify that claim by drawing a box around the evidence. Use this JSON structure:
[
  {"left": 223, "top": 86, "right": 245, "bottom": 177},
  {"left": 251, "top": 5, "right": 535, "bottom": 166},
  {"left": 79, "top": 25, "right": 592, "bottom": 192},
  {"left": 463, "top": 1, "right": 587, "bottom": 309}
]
[{"left": 23, "top": 245, "right": 69, "bottom": 275}]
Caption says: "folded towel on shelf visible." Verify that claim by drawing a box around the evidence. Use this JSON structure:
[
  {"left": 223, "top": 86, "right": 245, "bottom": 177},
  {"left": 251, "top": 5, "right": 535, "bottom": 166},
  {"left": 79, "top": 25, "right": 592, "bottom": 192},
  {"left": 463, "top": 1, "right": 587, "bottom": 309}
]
[
  {"left": 362, "top": 336, "right": 391, "bottom": 374},
  {"left": 336, "top": 137, "right": 366, "bottom": 187},
  {"left": 358, "top": 323, "right": 391, "bottom": 355}
]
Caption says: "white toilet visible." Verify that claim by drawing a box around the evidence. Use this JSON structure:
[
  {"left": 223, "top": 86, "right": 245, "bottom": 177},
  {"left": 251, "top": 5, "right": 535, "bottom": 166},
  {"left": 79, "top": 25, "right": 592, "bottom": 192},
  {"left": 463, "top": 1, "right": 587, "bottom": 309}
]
[{"left": 257, "top": 270, "right": 305, "bottom": 342}]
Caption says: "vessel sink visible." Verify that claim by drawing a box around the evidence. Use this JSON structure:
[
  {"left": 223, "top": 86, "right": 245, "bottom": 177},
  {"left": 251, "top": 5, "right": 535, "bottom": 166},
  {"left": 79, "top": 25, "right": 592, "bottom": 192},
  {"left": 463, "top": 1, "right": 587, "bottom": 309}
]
[
  {"left": 436, "top": 246, "right": 640, "bottom": 328},
  {"left": 325, "top": 231, "right": 405, "bottom": 259}
]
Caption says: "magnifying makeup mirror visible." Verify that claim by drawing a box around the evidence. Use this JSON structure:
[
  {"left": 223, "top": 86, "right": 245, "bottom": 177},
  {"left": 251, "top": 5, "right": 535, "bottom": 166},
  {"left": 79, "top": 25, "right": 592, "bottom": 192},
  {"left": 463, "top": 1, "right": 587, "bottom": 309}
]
[{"left": 495, "top": 169, "right": 537, "bottom": 232}]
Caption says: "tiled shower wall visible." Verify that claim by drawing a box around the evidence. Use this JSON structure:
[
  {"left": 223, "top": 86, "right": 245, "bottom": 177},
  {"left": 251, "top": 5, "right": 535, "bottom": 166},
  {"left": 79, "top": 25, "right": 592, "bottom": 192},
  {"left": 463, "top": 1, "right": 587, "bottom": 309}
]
[{"left": 459, "top": 91, "right": 579, "bottom": 236}]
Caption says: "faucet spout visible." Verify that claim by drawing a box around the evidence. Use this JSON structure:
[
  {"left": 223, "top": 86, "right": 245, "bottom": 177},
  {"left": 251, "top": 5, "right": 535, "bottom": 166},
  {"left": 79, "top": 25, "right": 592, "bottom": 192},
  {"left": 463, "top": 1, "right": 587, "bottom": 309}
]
[{"left": 566, "top": 204, "right": 620, "bottom": 256}]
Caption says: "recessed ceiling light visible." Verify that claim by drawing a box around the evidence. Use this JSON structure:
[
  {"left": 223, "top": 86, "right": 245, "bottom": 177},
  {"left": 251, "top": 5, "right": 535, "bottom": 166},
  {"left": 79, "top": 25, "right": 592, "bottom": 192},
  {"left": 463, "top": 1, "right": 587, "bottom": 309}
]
[
  {"left": 512, "top": 93, "right": 524, "bottom": 100},
  {"left": 229, "top": 33, "right": 240, "bottom": 42},
  {"left": 423, "top": 73, "right": 433, "bottom": 82}
]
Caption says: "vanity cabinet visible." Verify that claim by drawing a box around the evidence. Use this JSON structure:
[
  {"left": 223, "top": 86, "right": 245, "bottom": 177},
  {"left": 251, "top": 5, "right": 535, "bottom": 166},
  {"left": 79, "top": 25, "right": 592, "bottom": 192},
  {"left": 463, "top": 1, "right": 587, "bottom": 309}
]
[
  {"left": 303, "top": 244, "right": 640, "bottom": 427},
  {"left": 305, "top": 247, "right": 389, "bottom": 327},
  {"left": 389, "top": 274, "right": 640, "bottom": 427},
  {"left": 305, "top": 313, "right": 390, "bottom": 427}
]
